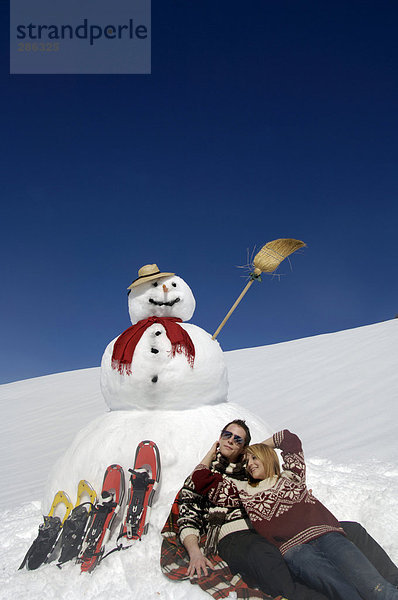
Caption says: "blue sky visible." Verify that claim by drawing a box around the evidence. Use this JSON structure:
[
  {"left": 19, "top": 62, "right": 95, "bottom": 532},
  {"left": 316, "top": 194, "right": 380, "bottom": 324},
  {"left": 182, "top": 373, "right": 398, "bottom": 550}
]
[{"left": 1, "top": 1, "right": 397, "bottom": 383}]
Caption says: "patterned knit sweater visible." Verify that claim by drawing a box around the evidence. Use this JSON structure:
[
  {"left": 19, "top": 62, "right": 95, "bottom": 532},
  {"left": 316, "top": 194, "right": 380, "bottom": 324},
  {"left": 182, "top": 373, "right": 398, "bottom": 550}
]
[
  {"left": 191, "top": 430, "right": 345, "bottom": 555},
  {"left": 178, "top": 452, "right": 251, "bottom": 553}
]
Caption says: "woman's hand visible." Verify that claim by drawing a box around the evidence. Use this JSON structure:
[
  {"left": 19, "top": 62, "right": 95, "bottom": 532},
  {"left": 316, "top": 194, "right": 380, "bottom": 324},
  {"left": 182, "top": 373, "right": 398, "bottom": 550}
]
[
  {"left": 186, "top": 546, "right": 213, "bottom": 578},
  {"left": 200, "top": 441, "right": 219, "bottom": 467}
]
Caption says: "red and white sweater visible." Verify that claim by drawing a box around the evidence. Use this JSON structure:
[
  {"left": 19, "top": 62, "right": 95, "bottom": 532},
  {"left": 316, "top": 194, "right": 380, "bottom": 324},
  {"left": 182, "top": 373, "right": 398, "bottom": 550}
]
[{"left": 191, "top": 430, "right": 345, "bottom": 555}]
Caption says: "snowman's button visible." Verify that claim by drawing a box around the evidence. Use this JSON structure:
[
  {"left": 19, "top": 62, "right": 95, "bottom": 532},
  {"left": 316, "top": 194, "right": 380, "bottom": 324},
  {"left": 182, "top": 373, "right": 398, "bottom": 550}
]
[
  {"left": 151, "top": 348, "right": 159, "bottom": 354},
  {"left": 155, "top": 331, "right": 162, "bottom": 336},
  {"left": 152, "top": 375, "right": 158, "bottom": 383}
]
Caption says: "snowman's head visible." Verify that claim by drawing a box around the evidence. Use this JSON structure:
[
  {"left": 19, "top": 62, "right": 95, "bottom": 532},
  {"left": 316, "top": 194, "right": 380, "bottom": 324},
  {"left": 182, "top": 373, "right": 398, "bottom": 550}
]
[{"left": 128, "top": 274, "right": 196, "bottom": 324}]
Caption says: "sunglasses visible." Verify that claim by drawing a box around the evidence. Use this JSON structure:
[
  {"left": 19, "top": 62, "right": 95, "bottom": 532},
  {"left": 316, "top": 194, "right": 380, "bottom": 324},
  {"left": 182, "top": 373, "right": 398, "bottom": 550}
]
[{"left": 220, "top": 430, "right": 245, "bottom": 446}]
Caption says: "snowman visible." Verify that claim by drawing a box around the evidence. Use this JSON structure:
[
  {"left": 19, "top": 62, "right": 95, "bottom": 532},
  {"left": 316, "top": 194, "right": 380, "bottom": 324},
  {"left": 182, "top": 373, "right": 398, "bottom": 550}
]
[
  {"left": 100, "top": 263, "right": 228, "bottom": 411},
  {"left": 44, "top": 263, "right": 272, "bottom": 582}
]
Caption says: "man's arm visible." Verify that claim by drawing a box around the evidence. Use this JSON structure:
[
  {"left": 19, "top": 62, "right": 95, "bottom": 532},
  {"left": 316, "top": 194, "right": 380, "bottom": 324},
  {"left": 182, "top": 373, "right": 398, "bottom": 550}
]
[{"left": 178, "top": 475, "right": 213, "bottom": 578}]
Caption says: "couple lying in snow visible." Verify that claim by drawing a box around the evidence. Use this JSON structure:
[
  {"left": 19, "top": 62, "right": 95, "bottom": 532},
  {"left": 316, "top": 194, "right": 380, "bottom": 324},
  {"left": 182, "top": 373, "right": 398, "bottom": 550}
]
[{"left": 161, "top": 419, "right": 398, "bottom": 600}]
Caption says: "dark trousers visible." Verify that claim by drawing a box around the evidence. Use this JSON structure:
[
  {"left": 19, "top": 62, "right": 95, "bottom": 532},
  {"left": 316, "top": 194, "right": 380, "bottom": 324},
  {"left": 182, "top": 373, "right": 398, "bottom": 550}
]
[
  {"left": 285, "top": 532, "right": 398, "bottom": 600},
  {"left": 218, "top": 530, "right": 329, "bottom": 600},
  {"left": 218, "top": 522, "right": 398, "bottom": 600},
  {"left": 342, "top": 521, "right": 398, "bottom": 587}
]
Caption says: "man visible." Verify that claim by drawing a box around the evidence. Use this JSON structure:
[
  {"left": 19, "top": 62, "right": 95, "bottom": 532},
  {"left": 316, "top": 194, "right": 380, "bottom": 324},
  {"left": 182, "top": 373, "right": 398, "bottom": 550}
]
[{"left": 177, "top": 419, "right": 398, "bottom": 600}]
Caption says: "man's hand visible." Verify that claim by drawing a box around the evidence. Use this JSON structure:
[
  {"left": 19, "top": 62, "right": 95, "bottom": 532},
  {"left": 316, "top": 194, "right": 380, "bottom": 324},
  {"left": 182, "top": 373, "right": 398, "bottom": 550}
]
[
  {"left": 183, "top": 534, "right": 213, "bottom": 578},
  {"left": 187, "top": 546, "right": 213, "bottom": 578},
  {"left": 200, "top": 441, "right": 219, "bottom": 467}
]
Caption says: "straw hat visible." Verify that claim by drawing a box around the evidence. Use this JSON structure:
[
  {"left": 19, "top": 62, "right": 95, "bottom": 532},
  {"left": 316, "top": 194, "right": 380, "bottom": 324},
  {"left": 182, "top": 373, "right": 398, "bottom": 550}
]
[{"left": 127, "top": 264, "right": 175, "bottom": 289}]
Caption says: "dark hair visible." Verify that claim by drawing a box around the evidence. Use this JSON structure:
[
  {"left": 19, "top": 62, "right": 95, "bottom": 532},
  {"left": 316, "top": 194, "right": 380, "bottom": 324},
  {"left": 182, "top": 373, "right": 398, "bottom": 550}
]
[{"left": 222, "top": 419, "right": 251, "bottom": 446}]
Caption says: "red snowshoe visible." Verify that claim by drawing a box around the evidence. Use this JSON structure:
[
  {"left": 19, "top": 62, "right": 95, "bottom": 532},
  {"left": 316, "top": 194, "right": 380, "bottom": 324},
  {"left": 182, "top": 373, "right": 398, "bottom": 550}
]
[
  {"left": 78, "top": 464, "right": 125, "bottom": 573},
  {"left": 119, "top": 440, "right": 161, "bottom": 541}
]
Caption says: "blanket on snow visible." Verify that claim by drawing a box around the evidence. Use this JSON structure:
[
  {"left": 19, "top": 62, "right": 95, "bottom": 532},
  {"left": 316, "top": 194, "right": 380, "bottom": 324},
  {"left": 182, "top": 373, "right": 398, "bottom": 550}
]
[{"left": 160, "top": 490, "right": 285, "bottom": 600}]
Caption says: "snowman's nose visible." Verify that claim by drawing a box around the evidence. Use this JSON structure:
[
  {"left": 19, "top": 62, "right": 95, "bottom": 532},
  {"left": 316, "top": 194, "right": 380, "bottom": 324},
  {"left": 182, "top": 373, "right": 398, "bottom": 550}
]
[{"left": 163, "top": 284, "right": 169, "bottom": 293}]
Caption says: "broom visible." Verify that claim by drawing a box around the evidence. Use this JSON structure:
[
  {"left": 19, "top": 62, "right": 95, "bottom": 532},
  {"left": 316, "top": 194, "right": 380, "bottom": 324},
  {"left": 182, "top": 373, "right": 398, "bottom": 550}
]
[{"left": 212, "top": 238, "right": 306, "bottom": 340}]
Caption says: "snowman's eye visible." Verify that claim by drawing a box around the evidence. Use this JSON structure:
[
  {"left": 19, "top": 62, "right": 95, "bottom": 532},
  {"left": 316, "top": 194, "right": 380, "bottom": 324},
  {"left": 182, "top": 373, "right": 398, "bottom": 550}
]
[
  {"left": 153, "top": 282, "right": 158, "bottom": 287},
  {"left": 172, "top": 282, "right": 177, "bottom": 287}
]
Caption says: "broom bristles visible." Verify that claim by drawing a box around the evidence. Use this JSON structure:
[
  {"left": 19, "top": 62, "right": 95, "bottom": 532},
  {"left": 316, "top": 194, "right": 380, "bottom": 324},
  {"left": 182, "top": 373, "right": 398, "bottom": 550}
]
[{"left": 253, "top": 238, "right": 306, "bottom": 273}]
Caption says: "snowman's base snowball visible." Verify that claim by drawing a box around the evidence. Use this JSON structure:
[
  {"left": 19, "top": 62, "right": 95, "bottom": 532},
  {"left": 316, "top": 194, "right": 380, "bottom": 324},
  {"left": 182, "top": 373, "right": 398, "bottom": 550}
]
[{"left": 43, "top": 402, "right": 273, "bottom": 528}]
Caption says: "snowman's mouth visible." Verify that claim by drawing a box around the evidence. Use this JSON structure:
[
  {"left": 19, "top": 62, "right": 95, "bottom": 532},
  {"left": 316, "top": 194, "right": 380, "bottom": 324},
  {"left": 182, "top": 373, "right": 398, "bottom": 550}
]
[{"left": 149, "top": 297, "right": 181, "bottom": 307}]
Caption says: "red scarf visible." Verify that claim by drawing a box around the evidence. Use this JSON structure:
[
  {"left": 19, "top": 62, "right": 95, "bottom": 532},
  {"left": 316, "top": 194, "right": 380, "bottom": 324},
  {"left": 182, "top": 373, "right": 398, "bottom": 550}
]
[{"left": 111, "top": 317, "right": 195, "bottom": 375}]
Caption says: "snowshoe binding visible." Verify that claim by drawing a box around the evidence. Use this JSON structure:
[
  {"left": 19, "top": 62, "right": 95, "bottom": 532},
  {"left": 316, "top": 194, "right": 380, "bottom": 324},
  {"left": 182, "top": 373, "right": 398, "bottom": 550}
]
[
  {"left": 56, "top": 480, "right": 97, "bottom": 567},
  {"left": 19, "top": 491, "right": 73, "bottom": 570}
]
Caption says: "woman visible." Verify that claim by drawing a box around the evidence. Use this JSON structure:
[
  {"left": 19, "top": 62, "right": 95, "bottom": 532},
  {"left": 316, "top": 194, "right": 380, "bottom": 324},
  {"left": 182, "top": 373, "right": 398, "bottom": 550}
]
[{"left": 191, "top": 429, "right": 398, "bottom": 600}]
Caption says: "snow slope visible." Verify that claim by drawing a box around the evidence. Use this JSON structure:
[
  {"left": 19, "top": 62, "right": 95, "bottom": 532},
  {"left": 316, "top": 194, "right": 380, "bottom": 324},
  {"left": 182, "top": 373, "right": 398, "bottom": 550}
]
[
  {"left": 226, "top": 319, "right": 398, "bottom": 462},
  {"left": 1, "top": 319, "right": 397, "bottom": 599}
]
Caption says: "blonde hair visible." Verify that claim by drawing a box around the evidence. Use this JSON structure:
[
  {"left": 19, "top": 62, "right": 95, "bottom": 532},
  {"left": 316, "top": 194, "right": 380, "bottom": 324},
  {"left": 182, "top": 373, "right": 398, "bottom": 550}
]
[{"left": 246, "top": 443, "right": 281, "bottom": 486}]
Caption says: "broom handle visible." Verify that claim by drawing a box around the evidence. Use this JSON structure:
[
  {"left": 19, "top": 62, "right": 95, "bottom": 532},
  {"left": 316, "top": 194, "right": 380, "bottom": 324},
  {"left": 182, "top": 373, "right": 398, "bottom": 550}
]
[{"left": 212, "top": 280, "right": 255, "bottom": 340}]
